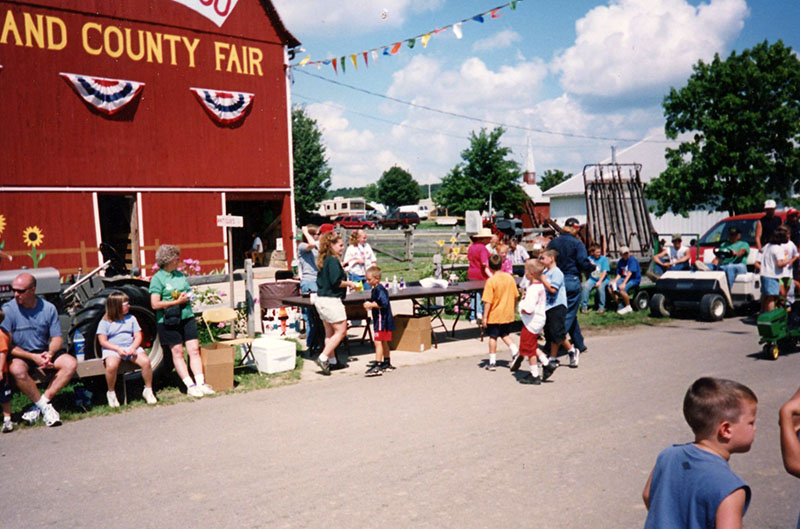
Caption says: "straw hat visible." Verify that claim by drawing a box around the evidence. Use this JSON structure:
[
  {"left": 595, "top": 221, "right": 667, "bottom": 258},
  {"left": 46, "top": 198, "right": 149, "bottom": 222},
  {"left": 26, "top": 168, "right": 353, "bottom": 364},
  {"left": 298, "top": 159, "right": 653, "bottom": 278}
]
[{"left": 471, "top": 227, "right": 493, "bottom": 240}]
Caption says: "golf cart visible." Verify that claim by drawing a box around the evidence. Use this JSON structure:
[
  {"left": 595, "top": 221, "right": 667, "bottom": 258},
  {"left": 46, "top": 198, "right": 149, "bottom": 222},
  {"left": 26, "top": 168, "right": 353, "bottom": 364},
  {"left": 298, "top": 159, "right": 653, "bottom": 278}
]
[{"left": 649, "top": 247, "right": 761, "bottom": 321}]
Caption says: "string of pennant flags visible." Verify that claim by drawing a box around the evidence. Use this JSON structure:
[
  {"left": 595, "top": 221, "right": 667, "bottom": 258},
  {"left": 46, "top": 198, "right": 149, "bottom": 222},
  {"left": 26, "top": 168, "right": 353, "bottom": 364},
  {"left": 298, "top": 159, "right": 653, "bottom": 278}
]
[{"left": 291, "top": 0, "right": 524, "bottom": 74}]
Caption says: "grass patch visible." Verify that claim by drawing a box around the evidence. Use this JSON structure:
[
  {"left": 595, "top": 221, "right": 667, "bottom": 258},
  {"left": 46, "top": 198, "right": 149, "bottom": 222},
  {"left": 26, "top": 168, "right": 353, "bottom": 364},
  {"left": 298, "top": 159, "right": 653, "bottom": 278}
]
[
  {"left": 578, "top": 308, "right": 666, "bottom": 330},
  {"left": 7, "top": 344, "right": 305, "bottom": 430}
]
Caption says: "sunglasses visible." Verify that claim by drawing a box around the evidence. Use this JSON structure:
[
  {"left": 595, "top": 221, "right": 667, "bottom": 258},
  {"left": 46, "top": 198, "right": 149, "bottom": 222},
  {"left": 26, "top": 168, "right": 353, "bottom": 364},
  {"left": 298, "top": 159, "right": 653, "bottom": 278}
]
[{"left": 11, "top": 286, "right": 31, "bottom": 294}]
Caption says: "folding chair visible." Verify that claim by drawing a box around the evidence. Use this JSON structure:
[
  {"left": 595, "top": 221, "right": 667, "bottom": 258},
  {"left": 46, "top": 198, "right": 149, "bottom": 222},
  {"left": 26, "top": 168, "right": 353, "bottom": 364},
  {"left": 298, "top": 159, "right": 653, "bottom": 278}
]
[
  {"left": 413, "top": 298, "right": 447, "bottom": 348},
  {"left": 202, "top": 307, "right": 255, "bottom": 365}
]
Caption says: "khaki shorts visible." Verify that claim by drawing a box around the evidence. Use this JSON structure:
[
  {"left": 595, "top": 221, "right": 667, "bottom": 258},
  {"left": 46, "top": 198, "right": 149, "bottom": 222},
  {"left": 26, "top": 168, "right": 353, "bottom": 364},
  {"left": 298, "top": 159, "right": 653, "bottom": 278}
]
[{"left": 314, "top": 296, "right": 347, "bottom": 323}]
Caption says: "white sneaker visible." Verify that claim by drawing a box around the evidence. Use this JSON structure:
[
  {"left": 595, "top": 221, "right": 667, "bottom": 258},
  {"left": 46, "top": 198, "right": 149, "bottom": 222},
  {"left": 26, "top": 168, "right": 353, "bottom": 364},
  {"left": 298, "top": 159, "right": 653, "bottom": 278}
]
[
  {"left": 142, "top": 387, "right": 158, "bottom": 405},
  {"left": 569, "top": 348, "right": 580, "bottom": 368},
  {"left": 617, "top": 305, "right": 633, "bottom": 315},
  {"left": 2, "top": 420, "right": 14, "bottom": 433},
  {"left": 106, "top": 392, "right": 120, "bottom": 408},
  {"left": 21, "top": 405, "right": 41, "bottom": 425},
  {"left": 695, "top": 260, "right": 710, "bottom": 271},
  {"left": 187, "top": 385, "right": 205, "bottom": 398},
  {"left": 42, "top": 403, "right": 61, "bottom": 427},
  {"left": 198, "top": 383, "right": 215, "bottom": 396}
]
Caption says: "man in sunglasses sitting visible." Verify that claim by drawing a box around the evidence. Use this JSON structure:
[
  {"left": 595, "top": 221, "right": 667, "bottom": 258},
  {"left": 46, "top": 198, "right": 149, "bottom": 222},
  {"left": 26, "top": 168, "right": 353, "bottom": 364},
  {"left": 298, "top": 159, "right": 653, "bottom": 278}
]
[{"left": 1, "top": 273, "right": 76, "bottom": 427}]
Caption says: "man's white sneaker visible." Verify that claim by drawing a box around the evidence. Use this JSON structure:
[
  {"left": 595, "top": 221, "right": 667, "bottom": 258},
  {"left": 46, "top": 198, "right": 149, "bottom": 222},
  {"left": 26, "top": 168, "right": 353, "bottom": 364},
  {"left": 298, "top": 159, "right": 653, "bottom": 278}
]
[
  {"left": 695, "top": 260, "right": 710, "bottom": 271},
  {"left": 198, "top": 384, "right": 215, "bottom": 396},
  {"left": 106, "top": 392, "right": 120, "bottom": 408},
  {"left": 142, "top": 387, "right": 158, "bottom": 405},
  {"left": 187, "top": 385, "right": 205, "bottom": 398},
  {"left": 42, "top": 403, "right": 61, "bottom": 427},
  {"left": 22, "top": 405, "right": 41, "bottom": 425},
  {"left": 617, "top": 305, "right": 633, "bottom": 315},
  {"left": 2, "top": 420, "right": 14, "bottom": 433}
]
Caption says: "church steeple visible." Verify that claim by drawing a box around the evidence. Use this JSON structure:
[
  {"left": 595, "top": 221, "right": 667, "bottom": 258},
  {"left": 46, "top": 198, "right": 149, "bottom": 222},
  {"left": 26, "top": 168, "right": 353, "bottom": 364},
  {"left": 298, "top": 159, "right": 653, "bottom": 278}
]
[{"left": 523, "top": 135, "right": 536, "bottom": 185}]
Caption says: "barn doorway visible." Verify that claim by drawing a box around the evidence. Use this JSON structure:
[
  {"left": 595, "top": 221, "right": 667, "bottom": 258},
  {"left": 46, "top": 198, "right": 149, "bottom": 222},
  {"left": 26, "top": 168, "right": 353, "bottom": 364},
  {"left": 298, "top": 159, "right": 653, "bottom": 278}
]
[
  {"left": 225, "top": 199, "right": 282, "bottom": 269},
  {"left": 97, "top": 194, "right": 140, "bottom": 274}
]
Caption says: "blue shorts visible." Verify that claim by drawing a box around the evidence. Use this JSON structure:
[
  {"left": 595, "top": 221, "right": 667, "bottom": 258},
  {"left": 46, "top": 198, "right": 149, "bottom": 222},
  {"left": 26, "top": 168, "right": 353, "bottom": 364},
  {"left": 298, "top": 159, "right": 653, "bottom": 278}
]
[
  {"left": 761, "top": 277, "right": 780, "bottom": 296},
  {"left": 613, "top": 278, "right": 640, "bottom": 293},
  {"left": 0, "top": 377, "right": 12, "bottom": 404}
]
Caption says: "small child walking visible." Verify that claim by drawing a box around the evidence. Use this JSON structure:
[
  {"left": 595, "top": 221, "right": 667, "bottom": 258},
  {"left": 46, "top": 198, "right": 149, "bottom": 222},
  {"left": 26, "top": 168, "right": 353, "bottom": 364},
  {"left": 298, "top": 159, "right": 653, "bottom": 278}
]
[
  {"left": 643, "top": 377, "right": 757, "bottom": 528},
  {"left": 539, "top": 249, "right": 580, "bottom": 367},
  {"left": 0, "top": 310, "right": 14, "bottom": 433},
  {"left": 482, "top": 254, "right": 519, "bottom": 371},
  {"left": 512, "top": 259, "right": 558, "bottom": 385},
  {"left": 362, "top": 265, "right": 395, "bottom": 376}
]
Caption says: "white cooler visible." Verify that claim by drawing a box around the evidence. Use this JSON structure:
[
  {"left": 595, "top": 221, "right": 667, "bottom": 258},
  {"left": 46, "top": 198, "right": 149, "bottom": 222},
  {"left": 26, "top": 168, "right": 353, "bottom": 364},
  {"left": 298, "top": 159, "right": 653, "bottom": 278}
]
[{"left": 251, "top": 337, "right": 296, "bottom": 374}]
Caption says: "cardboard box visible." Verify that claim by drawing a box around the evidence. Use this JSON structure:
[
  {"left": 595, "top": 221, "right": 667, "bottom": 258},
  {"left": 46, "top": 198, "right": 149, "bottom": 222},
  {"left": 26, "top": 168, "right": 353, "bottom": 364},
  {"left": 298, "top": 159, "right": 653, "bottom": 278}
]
[
  {"left": 200, "top": 343, "right": 235, "bottom": 391},
  {"left": 389, "top": 314, "right": 432, "bottom": 352}
]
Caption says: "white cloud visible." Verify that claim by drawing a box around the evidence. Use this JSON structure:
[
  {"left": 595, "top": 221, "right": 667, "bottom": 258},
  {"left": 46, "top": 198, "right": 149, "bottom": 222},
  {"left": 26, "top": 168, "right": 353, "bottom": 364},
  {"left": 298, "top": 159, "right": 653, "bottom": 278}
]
[
  {"left": 552, "top": 0, "right": 749, "bottom": 98},
  {"left": 272, "top": 0, "right": 443, "bottom": 36},
  {"left": 472, "top": 29, "right": 522, "bottom": 52}
]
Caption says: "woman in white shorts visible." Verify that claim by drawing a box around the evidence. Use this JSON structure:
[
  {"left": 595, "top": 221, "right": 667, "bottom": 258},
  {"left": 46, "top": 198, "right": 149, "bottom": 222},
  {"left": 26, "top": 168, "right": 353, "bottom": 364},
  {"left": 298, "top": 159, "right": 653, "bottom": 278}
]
[{"left": 314, "top": 232, "right": 356, "bottom": 375}]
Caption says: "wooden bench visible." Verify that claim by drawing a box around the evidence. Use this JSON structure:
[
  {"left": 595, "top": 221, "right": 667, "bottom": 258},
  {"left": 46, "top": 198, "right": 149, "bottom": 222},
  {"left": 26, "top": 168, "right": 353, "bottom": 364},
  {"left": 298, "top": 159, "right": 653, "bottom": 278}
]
[{"left": 74, "top": 358, "right": 140, "bottom": 404}]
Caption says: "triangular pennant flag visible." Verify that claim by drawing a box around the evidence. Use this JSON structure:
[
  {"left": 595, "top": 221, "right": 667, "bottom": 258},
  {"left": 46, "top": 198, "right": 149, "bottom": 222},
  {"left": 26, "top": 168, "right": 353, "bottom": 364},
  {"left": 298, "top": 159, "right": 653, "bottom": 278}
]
[
  {"left": 350, "top": 54, "right": 358, "bottom": 69},
  {"left": 407, "top": 38, "right": 416, "bottom": 49},
  {"left": 363, "top": 51, "right": 369, "bottom": 67},
  {"left": 332, "top": 58, "right": 338, "bottom": 74},
  {"left": 421, "top": 33, "right": 431, "bottom": 48},
  {"left": 60, "top": 73, "right": 145, "bottom": 115},
  {"left": 473, "top": 15, "right": 484, "bottom": 23},
  {"left": 453, "top": 22, "right": 463, "bottom": 39},
  {"left": 490, "top": 9, "right": 501, "bottom": 18},
  {"left": 390, "top": 42, "right": 402, "bottom": 54},
  {"left": 299, "top": 56, "right": 310, "bottom": 66},
  {"left": 383, "top": 47, "right": 390, "bottom": 56},
  {"left": 510, "top": 1, "right": 517, "bottom": 9},
  {"left": 371, "top": 49, "right": 379, "bottom": 65},
  {"left": 340, "top": 56, "right": 346, "bottom": 73},
  {"left": 434, "top": 27, "right": 447, "bottom": 35},
  {"left": 190, "top": 87, "right": 254, "bottom": 125}
]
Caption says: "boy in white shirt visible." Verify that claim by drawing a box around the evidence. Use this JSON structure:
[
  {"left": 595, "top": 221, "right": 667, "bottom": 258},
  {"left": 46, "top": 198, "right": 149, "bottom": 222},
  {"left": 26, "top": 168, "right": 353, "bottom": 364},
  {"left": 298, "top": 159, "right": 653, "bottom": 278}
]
[{"left": 511, "top": 259, "right": 558, "bottom": 385}]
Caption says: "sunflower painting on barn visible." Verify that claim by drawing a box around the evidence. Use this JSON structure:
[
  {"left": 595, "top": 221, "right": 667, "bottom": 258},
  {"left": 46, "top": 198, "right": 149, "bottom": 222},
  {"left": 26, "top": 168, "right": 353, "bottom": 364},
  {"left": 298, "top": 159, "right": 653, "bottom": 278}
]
[{"left": 23, "top": 225, "right": 46, "bottom": 268}]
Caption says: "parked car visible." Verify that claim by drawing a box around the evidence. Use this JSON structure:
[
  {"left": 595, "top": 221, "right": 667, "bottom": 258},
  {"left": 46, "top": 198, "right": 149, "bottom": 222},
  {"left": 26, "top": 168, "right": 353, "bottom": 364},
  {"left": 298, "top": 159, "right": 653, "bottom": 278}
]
[
  {"left": 333, "top": 215, "right": 375, "bottom": 229},
  {"left": 380, "top": 211, "right": 420, "bottom": 229}
]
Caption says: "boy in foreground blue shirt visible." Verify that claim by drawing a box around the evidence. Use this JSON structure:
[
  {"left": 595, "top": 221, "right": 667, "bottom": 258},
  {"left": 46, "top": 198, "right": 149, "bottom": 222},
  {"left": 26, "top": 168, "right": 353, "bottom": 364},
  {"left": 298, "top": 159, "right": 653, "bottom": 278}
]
[{"left": 643, "top": 377, "right": 757, "bottom": 529}]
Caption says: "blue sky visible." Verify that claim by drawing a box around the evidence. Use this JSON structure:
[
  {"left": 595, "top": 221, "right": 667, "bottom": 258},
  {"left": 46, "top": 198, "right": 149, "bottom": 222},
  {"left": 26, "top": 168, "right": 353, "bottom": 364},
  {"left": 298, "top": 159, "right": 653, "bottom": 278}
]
[{"left": 272, "top": 0, "right": 800, "bottom": 190}]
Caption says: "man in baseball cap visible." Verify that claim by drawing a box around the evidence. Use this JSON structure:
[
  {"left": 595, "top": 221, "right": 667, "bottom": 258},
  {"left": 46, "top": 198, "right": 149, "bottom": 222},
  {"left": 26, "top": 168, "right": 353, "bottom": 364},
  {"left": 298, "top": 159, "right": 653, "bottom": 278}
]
[
  {"left": 653, "top": 234, "right": 690, "bottom": 275},
  {"left": 696, "top": 226, "right": 750, "bottom": 288},
  {"left": 609, "top": 246, "right": 641, "bottom": 314},
  {"left": 756, "top": 199, "right": 781, "bottom": 250}
]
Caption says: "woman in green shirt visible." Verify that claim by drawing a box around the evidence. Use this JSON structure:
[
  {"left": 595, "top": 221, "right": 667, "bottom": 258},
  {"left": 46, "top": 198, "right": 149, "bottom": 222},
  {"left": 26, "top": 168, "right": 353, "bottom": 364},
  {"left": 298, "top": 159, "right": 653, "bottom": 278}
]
[
  {"left": 149, "top": 244, "right": 213, "bottom": 398},
  {"left": 313, "top": 232, "right": 356, "bottom": 375}
]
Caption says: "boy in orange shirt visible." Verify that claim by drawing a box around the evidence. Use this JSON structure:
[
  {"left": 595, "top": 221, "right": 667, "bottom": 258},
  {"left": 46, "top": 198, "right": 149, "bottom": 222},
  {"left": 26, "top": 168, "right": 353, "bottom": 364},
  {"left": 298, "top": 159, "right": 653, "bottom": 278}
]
[
  {"left": 0, "top": 310, "right": 14, "bottom": 433},
  {"left": 482, "top": 254, "right": 519, "bottom": 371}
]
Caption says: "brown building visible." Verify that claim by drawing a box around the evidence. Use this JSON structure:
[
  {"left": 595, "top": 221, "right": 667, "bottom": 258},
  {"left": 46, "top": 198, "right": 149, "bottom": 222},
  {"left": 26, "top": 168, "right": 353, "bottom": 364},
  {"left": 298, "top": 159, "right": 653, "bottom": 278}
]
[{"left": 0, "top": 0, "right": 300, "bottom": 276}]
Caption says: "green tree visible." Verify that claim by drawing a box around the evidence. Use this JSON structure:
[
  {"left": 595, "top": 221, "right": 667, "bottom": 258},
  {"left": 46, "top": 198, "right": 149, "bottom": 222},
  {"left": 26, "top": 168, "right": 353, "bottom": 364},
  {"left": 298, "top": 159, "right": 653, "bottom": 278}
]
[
  {"left": 292, "top": 106, "right": 331, "bottom": 222},
  {"left": 377, "top": 166, "right": 421, "bottom": 209},
  {"left": 436, "top": 127, "right": 527, "bottom": 216},
  {"left": 364, "top": 183, "right": 379, "bottom": 203},
  {"left": 647, "top": 40, "right": 800, "bottom": 216},
  {"left": 538, "top": 169, "right": 572, "bottom": 192}
]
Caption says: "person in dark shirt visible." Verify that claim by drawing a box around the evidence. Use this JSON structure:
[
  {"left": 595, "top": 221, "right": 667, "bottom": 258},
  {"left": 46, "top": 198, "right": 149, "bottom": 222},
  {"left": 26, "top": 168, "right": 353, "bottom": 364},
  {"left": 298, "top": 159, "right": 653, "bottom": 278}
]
[
  {"left": 362, "top": 266, "right": 395, "bottom": 376},
  {"left": 313, "top": 232, "right": 356, "bottom": 375},
  {"left": 547, "top": 218, "right": 594, "bottom": 353},
  {"left": 755, "top": 199, "right": 782, "bottom": 251}
]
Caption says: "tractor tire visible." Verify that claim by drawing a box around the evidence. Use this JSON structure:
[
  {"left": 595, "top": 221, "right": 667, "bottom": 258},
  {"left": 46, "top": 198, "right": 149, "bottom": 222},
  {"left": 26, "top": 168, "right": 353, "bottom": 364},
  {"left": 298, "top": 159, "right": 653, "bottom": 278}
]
[
  {"left": 700, "top": 293, "right": 726, "bottom": 322},
  {"left": 70, "top": 283, "right": 172, "bottom": 383},
  {"left": 632, "top": 289, "right": 650, "bottom": 312},
  {"left": 649, "top": 293, "right": 672, "bottom": 318},
  {"left": 763, "top": 342, "right": 780, "bottom": 361}
]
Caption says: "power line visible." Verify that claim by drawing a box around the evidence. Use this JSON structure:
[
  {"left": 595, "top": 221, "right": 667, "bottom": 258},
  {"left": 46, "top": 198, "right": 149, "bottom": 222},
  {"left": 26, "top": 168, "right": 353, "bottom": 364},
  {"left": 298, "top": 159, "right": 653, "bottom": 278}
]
[
  {"left": 295, "top": 68, "right": 669, "bottom": 144},
  {"left": 292, "top": 93, "right": 597, "bottom": 150}
]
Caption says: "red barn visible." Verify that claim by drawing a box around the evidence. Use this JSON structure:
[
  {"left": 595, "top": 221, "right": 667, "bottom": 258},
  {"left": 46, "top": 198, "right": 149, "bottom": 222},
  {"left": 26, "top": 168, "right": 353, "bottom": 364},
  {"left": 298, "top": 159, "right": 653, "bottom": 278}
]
[{"left": 0, "top": 0, "right": 300, "bottom": 277}]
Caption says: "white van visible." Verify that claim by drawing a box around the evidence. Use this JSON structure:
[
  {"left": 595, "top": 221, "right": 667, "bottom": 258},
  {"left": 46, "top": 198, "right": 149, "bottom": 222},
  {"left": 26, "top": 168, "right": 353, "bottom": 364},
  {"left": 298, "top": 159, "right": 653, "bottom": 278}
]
[{"left": 398, "top": 204, "right": 429, "bottom": 220}]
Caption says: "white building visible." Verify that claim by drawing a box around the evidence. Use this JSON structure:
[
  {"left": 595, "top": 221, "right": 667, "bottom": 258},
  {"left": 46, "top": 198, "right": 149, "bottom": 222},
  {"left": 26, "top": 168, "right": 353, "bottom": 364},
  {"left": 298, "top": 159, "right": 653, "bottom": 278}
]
[{"left": 543, "top": 131, "right": 727, "bottom": 240}]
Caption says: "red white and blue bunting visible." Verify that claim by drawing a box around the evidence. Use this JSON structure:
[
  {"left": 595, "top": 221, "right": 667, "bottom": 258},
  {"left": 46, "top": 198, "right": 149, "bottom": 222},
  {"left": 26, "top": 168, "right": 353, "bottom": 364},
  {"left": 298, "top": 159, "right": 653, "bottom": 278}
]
[
  {"left": 190, "top": 87, "right": 254, "bottom": 124},
  {"left": 60, "top": 73, "right": 145, "bottom": 115}
]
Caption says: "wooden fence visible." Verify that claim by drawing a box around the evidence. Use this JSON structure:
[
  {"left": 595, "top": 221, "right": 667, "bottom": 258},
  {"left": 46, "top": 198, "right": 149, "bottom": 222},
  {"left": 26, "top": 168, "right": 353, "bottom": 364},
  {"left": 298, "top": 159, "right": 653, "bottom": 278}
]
[{"left": 342, "top": 228, "right": 472, "bottom": 265}]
